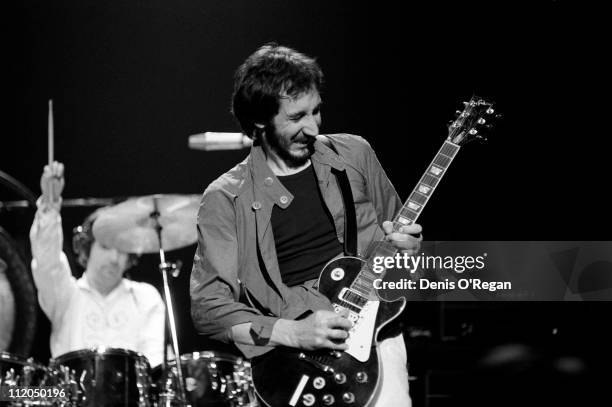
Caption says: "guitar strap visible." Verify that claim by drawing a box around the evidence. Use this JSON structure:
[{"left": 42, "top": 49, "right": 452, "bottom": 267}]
[
  {"left": 332, "top": 169, "right": 357, "bottom": 257},
  {"left": 321, "top": 136, "right": 358, "bottom": 257}
]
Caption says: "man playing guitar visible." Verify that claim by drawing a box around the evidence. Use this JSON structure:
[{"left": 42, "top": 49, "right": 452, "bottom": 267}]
[{"left": 190, "top": 44, "right": 421, "bottom": 406}]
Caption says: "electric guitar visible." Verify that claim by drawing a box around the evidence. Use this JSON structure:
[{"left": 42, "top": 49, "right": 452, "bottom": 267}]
[{"left": 252, "top": 96, "right": 499, "bottom": 406}]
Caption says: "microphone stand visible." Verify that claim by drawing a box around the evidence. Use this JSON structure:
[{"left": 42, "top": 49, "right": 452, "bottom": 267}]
[{"left": 151, "top": 197, "right": 187, "bottom": 405}]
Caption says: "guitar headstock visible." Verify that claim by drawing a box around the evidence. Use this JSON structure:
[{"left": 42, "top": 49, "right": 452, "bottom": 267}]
[{"left": 447, "top": 96, "right": 499, "bottom": 145}]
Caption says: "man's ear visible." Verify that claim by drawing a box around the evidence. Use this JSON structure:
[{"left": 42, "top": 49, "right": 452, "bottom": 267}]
[{"left": 253, "top": 123, "right": 265, "bottom": 142}]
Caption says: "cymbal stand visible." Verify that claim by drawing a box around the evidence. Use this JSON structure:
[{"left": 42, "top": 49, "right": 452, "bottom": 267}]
[{"left": 151, "top": 197, "right": 187, "bottom": 405}]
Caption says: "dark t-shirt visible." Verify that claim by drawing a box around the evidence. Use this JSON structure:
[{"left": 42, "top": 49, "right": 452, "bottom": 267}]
[{"left": 272, "top": 164, "right": 343, "bottom": 286}]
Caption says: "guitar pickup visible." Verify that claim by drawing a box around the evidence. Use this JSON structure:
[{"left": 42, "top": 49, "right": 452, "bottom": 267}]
[{"left": 338, "top": 288, "right": 368, "bottom": 309}]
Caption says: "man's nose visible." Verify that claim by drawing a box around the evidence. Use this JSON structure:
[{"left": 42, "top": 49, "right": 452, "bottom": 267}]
[{"left": 303, "top": 115, "right": 319, "bottom": 137}]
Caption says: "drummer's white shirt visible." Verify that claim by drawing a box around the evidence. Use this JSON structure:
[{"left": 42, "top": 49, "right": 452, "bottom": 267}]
[{"left": 29, "top": 205, "right": 165, "bottom": 368}]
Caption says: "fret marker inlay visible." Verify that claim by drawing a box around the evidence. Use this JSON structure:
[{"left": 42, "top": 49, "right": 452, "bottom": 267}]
[
  {"left": 398, "top": 217, "right": 411, "bottom": 225},
  {"left": 407, "top": 202, "right": 420, "bottom": 211},
  {"left": 418, "top": 185, "right": 431, "bottom": 194},
  {"left": 429, "top": 165, "right": 443, "bottom": 176}
]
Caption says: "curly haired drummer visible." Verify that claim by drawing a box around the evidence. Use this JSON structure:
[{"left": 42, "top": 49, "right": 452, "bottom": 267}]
[{"left": 28, "top": 161, "right": 166, "bottom": 367}]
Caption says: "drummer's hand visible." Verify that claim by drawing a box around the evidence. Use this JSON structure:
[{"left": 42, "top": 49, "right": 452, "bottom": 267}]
[{"left": 41, "top": 161, "right": 65, "bottom": 205}]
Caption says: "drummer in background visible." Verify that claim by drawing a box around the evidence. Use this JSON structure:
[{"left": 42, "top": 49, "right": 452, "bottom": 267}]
[{"left": 29, "top": 161, "right": 165, "bottom": 367}]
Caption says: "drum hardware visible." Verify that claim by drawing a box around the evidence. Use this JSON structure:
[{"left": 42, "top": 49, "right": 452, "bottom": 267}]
[
  {"left": 1, "top": 352, "right": 53, "bottom": 406},
  {"left": 2, "top": 367, "right": 18, "bottom": 387},
  {"left": 153, "top": 351, "right": 258, "bottom": 407},
  {"left": 152, "top": 196, "right": 188, "bottom": 405},
  {"left": 57, "top": 365, "right": 81, "bottom": 405}
]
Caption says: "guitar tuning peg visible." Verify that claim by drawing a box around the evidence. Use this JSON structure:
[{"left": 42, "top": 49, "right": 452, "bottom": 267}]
[
  {"left": 485, "top": 124, "right": 493, "bottom": 130},
  {"left": 455, "top": 110, "right": 462, "bottom": 117}
]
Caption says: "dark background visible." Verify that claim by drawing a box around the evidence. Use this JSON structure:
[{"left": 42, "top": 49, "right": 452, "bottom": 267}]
[{"left": 1, "top": 1, "right": 610, "bottom": 405}]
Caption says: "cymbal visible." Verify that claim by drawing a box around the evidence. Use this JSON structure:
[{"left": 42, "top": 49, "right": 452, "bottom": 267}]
[
  {"left": 92, "top": 194, "right": 200, "bottom": 254},
  {"left": 0, "top": 197, "right": 118, "bottom": 210}
]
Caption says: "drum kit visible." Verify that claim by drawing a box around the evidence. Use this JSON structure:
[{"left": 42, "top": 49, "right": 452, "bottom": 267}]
[
  {"left": 0, "top": 194, "right": 259, "bottom": 407},
  {"left": 1, "top": 348, "right": 256, "bottom": 406}
]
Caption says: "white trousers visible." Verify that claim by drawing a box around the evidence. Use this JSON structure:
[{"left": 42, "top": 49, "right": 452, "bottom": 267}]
[{"left": 373, "top": 333, "right": 412, "bottom": 407}]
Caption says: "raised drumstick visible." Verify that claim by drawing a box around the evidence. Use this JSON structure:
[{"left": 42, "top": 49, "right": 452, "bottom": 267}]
[
  {"left": 48, "top": 99, "right": 55, "bottom": 202},
  {"left": 48, "top": 100, "right": 54, "bottom": 166}
]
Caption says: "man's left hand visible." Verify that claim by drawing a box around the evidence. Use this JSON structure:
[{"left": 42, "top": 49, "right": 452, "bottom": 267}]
[{"left": 382, "top": 221, "right": 422, "bottom": 256}]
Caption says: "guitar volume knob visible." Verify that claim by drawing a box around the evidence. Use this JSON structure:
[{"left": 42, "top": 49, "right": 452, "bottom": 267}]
[
  {"left": 342, "top": 392, "right": 355, "bottom": 404},
  {"left": 333, "top": 373, "right": 346, "bottom": 384},
  {"left": 302, "top": 393, "right": 315, "bottom": 406},
  {"left": 322, "top": 394, "right": 335, "bottom": 405},
  {"left": 356, "top": 371, "right": 368, "bottom": 383},
  {"left": 313, "top": 377, "right": 326, "bottom": 389}
]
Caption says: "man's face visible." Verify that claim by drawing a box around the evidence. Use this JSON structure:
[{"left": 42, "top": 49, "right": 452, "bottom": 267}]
[
  {"left": 262, "top": 89, "right": 322, "bottom": 168},
  {"left": 87, "top": 241, "right": 129, "bottom": 287}
]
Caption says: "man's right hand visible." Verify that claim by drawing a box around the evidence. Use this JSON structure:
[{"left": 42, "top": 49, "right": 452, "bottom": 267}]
[
  {"left": 41, "top": 161, "right": 64, "bottom": 205},
  {"left": 273, "top": 309, "right": 352, "bottom": 351}
]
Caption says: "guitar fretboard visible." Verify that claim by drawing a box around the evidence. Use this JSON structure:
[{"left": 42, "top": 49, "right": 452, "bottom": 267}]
[
  {"left": 393, "top": 140, "right": 460, "bottom": 229},
  {"left": 349, "top": 140, "right": 461, "bottom": 297}
]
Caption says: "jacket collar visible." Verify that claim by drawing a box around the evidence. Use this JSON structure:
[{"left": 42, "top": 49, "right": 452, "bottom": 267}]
[{"left": 245, "top": 137, "right": 345, "bottom": 207}]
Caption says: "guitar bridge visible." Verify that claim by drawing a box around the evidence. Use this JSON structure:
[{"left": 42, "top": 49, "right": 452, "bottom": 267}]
[{"left": 333, "top": 303, "right": 360, "bottom": 325}]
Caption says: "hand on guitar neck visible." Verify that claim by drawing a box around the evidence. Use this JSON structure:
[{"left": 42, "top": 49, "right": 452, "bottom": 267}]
[{"left": 382, "top": 221, "right": 423, "bottom": 255}]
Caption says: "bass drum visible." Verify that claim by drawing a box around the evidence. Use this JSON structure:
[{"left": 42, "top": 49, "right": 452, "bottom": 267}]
[
  {"left": 51, "top": 348, "right": 152, "bottom": 407},
  {"left": 154, "top": 351, "right": 258, "bottom": 406}
]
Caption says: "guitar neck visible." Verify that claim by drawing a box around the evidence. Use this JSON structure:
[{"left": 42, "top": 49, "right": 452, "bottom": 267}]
[
  {"left": 349, "top": 140, "right": 461, "bottom": 296},
  {"left": 393, "top": 140, "right": 461, "bottom": 229}
]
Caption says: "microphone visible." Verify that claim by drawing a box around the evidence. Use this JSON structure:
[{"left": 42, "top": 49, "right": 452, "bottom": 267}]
[{"left": 188, "top": 132, "right": 253, "bottom": 151}]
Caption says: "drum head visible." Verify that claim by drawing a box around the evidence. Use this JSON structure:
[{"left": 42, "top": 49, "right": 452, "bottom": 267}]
[
  {"left": 54, "top": 348, "right": 96, "bottom": 364},
  {"left": 54, "top": 347, "right": 147, "bottom": 364}
]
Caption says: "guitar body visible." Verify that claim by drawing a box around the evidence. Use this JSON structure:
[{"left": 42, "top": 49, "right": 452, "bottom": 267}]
[{"left": 252, "top": 256, "right": 406, "bottom": 407}]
